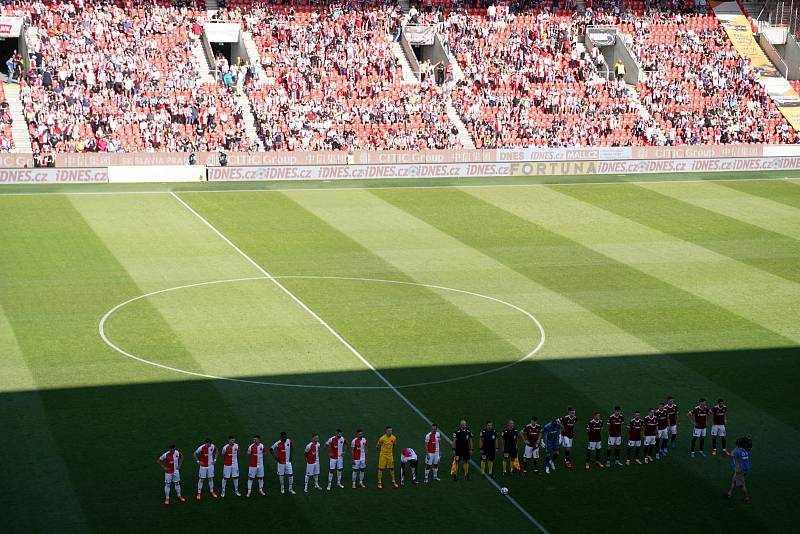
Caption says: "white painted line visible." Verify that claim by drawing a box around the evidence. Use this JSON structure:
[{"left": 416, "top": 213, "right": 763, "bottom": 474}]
[
  {"left": 0, "top": 175, "right": 797, "bottom": 197},
  {"left": 99, "top": 276, "right": 545, "bottom": 389},
  {"left": 168, "top": 191, "right": 550, "bottom": 533}
]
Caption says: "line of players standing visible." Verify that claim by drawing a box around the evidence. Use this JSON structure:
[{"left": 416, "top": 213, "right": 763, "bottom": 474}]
[
  {"left": 156, "top": 396, "right": 728, "bottom": 504},
  {"left": 464, "top": 397, "right": 728, "bottom": 479}
]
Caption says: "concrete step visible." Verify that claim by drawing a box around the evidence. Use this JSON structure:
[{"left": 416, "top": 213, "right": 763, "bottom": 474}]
[
  {"left": 445, "top": 101, "right": 475, "bottom": 149},
  {"left": 190, "top": 40, "right": 216, "bottom": 84},
  {"left": 234, "top": 92, "right": 262, "bottom": 150},
  {"left": 2, "top": 82, "right": 33, "bottom": 153},
  {"left": 391, "top": 40, "right": 419, "bottom": 83}
]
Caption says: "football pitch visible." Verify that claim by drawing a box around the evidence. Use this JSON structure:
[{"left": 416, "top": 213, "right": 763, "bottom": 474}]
[{"left": 2, "top": 173, "right": 799, "bottom": 533}]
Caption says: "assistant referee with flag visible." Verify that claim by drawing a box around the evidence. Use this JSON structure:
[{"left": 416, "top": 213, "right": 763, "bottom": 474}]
[{"left": 451, "top": 420, "right": 473, "bottom": 481}]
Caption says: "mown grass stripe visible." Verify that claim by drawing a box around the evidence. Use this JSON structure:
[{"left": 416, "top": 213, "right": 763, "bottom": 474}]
[
  {"left": 637, "top": 182, "right": 800, "bottom": 241},
  {"left": 556, "top": 184, "right": 800, "bottom": 286},
  {"left": 467, "top": 185, "right": 800, "bottom": 345},
  {"left": 719, "top": 178, "right": 800, "bottom": 210}
]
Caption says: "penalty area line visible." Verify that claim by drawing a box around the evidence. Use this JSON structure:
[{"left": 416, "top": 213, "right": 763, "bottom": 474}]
[{"left": 168, "top": 191, "right": 549, "bottom": 534}]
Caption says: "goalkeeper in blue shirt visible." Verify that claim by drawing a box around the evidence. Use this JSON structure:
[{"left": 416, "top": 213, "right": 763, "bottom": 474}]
[
  {"left": 726, "top": 436, "right": 752, "bottom": 503},
  {"left": 542, "top": 419, "right": 561, "bottom": 474}
]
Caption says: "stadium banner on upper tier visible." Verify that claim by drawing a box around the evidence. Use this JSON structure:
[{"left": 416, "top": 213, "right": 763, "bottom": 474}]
[
  {"left": 107, "top": 166, "right": 207, "bottom": 184},
  {"left": 596, "top": 156, "right": 800, "bottom": 174},
  {"left": 631, "top": 145, "right": 765, "bottom": 160},
  {"left": 54, "top": 151, "right": 348, "bottom": 168},
  {"left": 0, "top": 153, "right": 35, "bottom": 168},
  {"left": 0, "top": 168, "right": 108, "bottom": 184},
  {"left": 0, "top": 16, "right": 23, "bottom": 38}
]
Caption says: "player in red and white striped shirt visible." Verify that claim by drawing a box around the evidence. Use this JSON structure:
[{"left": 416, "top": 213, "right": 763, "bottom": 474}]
[
  {"left": 193, "top": 437, "right": 218, "bottom": 500},
  {"left": 423, "top": 423, "right": 442, "bottom": 483},
  {"left": 246, "top": 435, "right": 266, "bottom": 497},
  {"left": 304, "top": 433, "right": 323, "bottom": 493},
  {"left": 157, "top": 445, "right": 185, "bottom": 505},
  {"left": 351, "top": 429, "right": 367, "bottom": 489},
  {"left": 270, "top": 432, "right": 296, "bottom": 495},
  {"left": 325, "top": 429, "right": 350, "bottom": 491},
  {"left": 220, "top": 435, "right": 240, "bottom": 497}
]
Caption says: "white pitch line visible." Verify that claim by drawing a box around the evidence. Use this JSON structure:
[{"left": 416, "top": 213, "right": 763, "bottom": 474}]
[
  {"left": 0, "top": 175, "right": 797, "bottom": 197},
  {"left": 169, "top": 191, "right": 550, "bottom": 534}
]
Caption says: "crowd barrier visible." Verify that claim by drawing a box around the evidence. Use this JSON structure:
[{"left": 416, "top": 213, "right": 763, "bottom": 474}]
[{"left": 2, "top": 149, "right": 800, "bottom": 186}]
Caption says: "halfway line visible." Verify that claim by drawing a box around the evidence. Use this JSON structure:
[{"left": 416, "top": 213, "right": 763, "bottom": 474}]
[{"left": 168, "top": 191, "right": 549, "bottom": 534}]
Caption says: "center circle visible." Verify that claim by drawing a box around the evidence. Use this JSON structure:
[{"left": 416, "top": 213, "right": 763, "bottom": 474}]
[{"left": 99, "top": 276, "right": 545, "bottom": 389}]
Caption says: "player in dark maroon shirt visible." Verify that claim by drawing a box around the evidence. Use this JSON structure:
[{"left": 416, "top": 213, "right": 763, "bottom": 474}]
[
  {"left": 655, "top": 402, "right": 670, "bottom": 458},
  {"left": 560, "top": 407, "right": 577, "bottom": 469},
  {"left": 585, "top": 412, "right": 604, "bottom": 470},
  {"left": 643, "top": 408, "right": 658, "bottom": 463},
  {"left": 711, "top": 398, "right": 729, "bottom": 456},
  {"left": 626, "top": 411, "right": 644, "bottom": 465},
  {"left": 665, "top": 396, "right": 679, "bottom": 449},
  {"left": 688, "top": 398, "right": 710, "bottom": 457},
  {"left": 605, "top": 406, "right": 624, "bottom": 467}
]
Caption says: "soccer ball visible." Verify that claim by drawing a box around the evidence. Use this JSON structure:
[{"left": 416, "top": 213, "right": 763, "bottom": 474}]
[{"left": 500, "top": 487, "right": 509, "bottom": 495}]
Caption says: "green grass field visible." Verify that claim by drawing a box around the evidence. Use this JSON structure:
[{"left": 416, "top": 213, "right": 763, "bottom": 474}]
[{"left": 2, "top": 174, "right": 799, "bottom": 533}]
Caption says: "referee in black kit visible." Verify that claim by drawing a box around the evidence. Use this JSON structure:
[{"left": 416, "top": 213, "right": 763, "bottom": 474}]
[{"left": 452, "top": 420, "right": 474, "bottom": 481}]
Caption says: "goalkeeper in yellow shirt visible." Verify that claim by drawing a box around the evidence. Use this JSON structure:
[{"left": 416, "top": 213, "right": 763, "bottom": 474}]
[{"left": 376, "top": 426, "right": 400, "bottom": 489}]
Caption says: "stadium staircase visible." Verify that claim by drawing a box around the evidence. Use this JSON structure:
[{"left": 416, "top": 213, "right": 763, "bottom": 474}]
[
  {"left": 234, "top": 92, "right": 263, "bottom": 150},
  {"left": 391, "top": 40, "right": 420, "bottom": 83},
  {"left": 576, "top": 0, "right": 586, "bottom": 13},
  {"left": 2, "top": 82, "right": 33, "bottom": 153},
  {"left": 204, "top": 0, "right": 219, "bottom": 17},
  {"left": 191, "top": 40, "right": 217, "bottom": 85},
  {"left": 626, "top": 84, "right": 652, "bottom": 121}
]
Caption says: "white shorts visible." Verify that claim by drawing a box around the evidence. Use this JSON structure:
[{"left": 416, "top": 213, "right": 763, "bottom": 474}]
[
  {"left": 658, "top": 429, "right": 669, "bottom": 439},
  {"left": 711, "top": 425, "right": 726, "bottom": 437},
  {"left": 223, "top": 465, "right": 239, "bottom": 478},
  {"left": 561, "top": 436, "right": 573, "bottom": 448},
  {"left": 627, "top": 440, "right": 642, "bottom": 447},
  {"left": 523, "top": 445, "right": 539, "bottom": 459},
  {"left": 669, "top": 425, "right": 677, "bottom": 435},
  {"left": 277, "top": 462, "right": 293, "bottom": 476},
  {"left": 329, "top": 458, "right": 343, "bottom": 470},
  {"left": 692, "top": 428, "right": 707, "bottom": 438},
  {"left": 352, "top": 459, "right": 366, "bottom": 470},
  {"left": 306, "top": 463, "right": 320, "bottom": 476},
  {"left": 644, "top": 436, "right": 656, "bottom": 446},
  {"left": 425, "top": 452, "right": 440, "bottom": 466},
  {"left": 199, "top": 465, "right": 215, "bottom": 479},
  {"left": 607, "top": 436, "right": 621, "bottom": 446},
  {"left": 248, "top": 465, "right": 264, "bottom": 478},
  {"left": 164, "top": 471, "right": 180, "bottom": 484},
  {"left": 588, "top": 441, "right": 602, "bottom": 451}
]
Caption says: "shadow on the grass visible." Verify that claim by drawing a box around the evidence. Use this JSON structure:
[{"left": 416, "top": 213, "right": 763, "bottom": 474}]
[{"left": 3, "top": 346, "right": 796, "bottom": 533}]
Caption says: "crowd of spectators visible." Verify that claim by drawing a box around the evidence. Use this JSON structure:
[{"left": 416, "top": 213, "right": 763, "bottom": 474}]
[
  {"left": 0, "top": 0, "right": 797, "bottom": 154},
  {"left": 586, "top": 0, "right": 797, "bottom": 144},
  {"left": 213, "top": 1, "right": 460, "bottom": 150},
  {"left": 15, "top": 0, "right": 252, "bottom": 157}
]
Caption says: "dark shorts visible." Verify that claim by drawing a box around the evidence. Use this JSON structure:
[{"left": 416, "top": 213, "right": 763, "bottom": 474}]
[
  {"left": 455, "top": 449, "right": 471, "bottom": 462},
  {"left": 503, "top": 447, "right": 518, "bottom": 458},
  {"left": 481, "top": 448, "right": 496, "bottom": 461}
]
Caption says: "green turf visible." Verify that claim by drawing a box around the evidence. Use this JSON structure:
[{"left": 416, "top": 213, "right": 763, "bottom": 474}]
[{"left": 1, "top": 177, "right": 799, "bottom": 533}]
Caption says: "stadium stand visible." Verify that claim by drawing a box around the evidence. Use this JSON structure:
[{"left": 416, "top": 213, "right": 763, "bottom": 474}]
[
  {"left": 1, "top": 0, "right": 798, "bottom": 155},
  {"left": 19, "top": 1, "right": 250, "bottom": 157},
  {"left": 588, "top": 1, "right": 798, "bottom": 144},
  {"left": 214, "top": 2, "right": 461, "bottom": 150}
]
